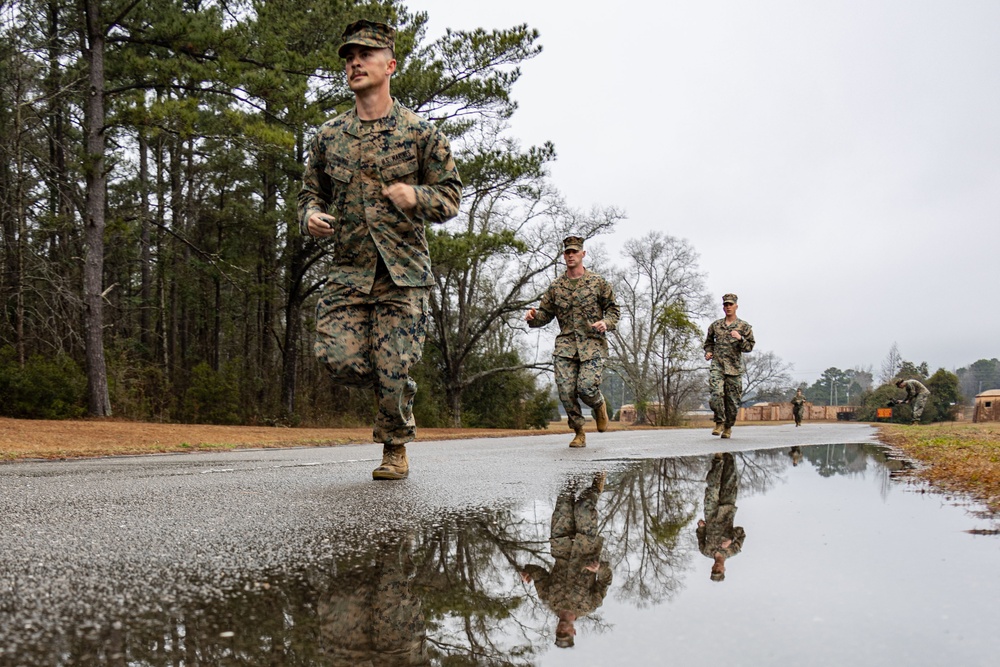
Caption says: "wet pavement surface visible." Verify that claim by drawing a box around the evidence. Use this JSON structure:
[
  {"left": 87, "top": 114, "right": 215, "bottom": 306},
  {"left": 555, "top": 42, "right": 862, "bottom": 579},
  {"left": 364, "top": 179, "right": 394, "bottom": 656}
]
[{"left": 1, "top": 423, "right": 998, "bottom": 666}]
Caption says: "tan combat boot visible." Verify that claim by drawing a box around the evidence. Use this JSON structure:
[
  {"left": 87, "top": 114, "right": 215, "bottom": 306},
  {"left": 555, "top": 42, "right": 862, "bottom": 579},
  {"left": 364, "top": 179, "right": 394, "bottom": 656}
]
[
  {"left": 711, "top": 422, "right": 724, "bottom": 436},
  {"left": 595, "top": 402, "right": 609, "bottom": 433},
  {"left": 569, "top": 429, "right": 587, "bottom": 448},
  {"left": 720, "top": 426, "right": 732, "bottom": 439},
  {"left": 372, "top": 444, "right": 409, "bottom": 480}
]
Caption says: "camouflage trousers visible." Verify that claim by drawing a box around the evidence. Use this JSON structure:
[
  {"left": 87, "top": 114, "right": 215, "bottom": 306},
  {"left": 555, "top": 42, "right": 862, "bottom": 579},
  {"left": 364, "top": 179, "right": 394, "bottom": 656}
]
[
  {"left": 910, "top": 393, "right": 929, "bottom": 420},
  {"left": 703, "top": 453, "right": 739, "bottom": 556},
  {"left": 551, "top": 483, "right": 600, "bottom": 542},
  {"left": 318, "top": 538, "right": 427, "bottom": 665},
  {"left": 315, "top": 274, "right": 427, "bottom": 446},
  {"left": 708, "top": 367, "right": 742, "bottom": 427},
  {"left": 704, "top": 453, "right": 738, "bottom": 519},
  {"left": 554, "top": 354, "right": 606, "bottom": 432}
]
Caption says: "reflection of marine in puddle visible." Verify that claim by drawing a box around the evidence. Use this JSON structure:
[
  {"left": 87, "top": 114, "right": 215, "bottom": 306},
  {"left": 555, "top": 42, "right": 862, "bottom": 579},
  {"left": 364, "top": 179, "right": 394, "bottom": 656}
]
[
  {"left": 519, "top": 473, "right": 612, "bottom": 648},
  {"left": 789, "top": 445, "right": 803, "bottom": 466},
  {"left": 697, "top": 453, "right": 745, "bottom": 582},
  {"left": 317, "top": 532, "right": 429, "bottom": 666}
]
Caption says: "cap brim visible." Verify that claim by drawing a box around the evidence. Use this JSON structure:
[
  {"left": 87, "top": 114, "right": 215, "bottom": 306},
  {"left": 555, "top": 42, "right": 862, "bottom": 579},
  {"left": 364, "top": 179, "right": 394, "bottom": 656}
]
[{"left": 338, "top": 39, "right": 387, "bottom": 57}]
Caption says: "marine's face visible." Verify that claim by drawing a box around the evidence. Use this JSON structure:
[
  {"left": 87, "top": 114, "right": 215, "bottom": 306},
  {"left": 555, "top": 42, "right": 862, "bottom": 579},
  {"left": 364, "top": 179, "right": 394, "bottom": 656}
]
[
  {"left": 563, "top": 248, "right": 584, "bottom": 269},
  {"left": 343, "top": 45, "right": 396, "bottom": 93},
  {"left": 722, "top": 301, "right": 737, "bottom": 317}
]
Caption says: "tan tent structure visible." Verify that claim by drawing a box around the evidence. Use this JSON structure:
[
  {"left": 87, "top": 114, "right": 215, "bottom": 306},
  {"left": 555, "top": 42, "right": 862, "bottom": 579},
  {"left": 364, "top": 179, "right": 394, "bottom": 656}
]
[{"left": 973, "top": 389, "right": 1000, "bottom": 423}]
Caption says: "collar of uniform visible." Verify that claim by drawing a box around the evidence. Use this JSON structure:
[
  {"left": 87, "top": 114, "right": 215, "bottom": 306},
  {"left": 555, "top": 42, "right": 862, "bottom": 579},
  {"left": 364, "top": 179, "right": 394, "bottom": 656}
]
[
  {"left": 344, "top": 99, "right": 399, "bottom": 137},
  {"left": 562, "top": 268, "right": 589, "bottom": 281}
]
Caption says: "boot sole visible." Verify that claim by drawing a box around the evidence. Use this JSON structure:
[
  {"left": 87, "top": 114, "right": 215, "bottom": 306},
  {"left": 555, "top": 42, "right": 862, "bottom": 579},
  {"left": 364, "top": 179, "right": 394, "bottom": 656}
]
[{"left": 372, "top": 468, "right": 409, "bottom": 481}]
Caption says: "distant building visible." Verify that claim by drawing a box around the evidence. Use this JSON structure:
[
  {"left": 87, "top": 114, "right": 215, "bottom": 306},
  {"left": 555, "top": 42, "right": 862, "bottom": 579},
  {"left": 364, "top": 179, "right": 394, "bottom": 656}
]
[
  {"left": 973, "top": 389, "right": 1000, "bottom": 423},
  {"left": 618, "top": 403, "right": 664, "bottom": 424},
  {"left": 738, "top": 402, "right": 857, "bottom": 422}
]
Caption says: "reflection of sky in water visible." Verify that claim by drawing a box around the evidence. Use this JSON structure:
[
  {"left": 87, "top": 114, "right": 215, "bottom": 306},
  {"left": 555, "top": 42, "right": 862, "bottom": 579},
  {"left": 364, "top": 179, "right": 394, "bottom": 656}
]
[
  {"left": 546, "top": 446, "right": 1000, "bottom": 667},
  {"left": 3, "top": 444, "right": 998, "bottom": 665}
]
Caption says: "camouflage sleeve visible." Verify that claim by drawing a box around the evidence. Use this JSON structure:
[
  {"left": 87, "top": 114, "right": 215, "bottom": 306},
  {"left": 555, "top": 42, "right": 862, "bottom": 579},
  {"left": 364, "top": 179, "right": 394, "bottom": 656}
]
[
  {"left": 703, "top": 324, "right": 716, "bottom": 356},
  {"left": 522, "top": 564, "right": 550, "bottom": 583},
  {"left": 600, "top": 278, "right": 621, "bottom": 331},
  {"left": 727, "top": 526, "right": 746, "bottom": 556},
  {"left": 596, "top": 561, "right": 613, "bottom": 591},
  {"left": 740, "top": 324, "right": 755, "bottom": 353},
  {"left": 523, "top": 564, "right": 551, "bottom": 599},
  {"left": 411, "top": 128, "right": 462, "bottom": 223},
  {"left": 297, "top": 130, "right": 332, "bottom": 236},
  {"left": 528, "top": 286, "right": 557, "bottom": 329}
]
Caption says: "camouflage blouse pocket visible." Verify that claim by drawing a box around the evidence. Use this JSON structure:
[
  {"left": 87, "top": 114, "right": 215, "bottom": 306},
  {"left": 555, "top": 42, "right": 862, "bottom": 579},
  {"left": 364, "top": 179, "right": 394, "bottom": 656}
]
[
  {"left": 579, "top": 292, "right": 601, "bottom": 321},
  {"left": 381, "top": 159, "right": 418, "bottom": 184},
  {"left": 325, "top": 165, "right": 353, "bottom": 213}
]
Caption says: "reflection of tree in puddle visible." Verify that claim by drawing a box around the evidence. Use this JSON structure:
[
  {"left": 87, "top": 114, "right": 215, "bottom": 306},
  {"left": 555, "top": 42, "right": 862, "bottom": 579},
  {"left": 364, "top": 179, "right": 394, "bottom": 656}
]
[
  {"left": 41, "top": 516, "right": 548, "bottom": 666},
  {"left": 599, "top": 458, "right": 702, "bottom": 605},
  {"left": 7, "top": 447, "right": 898, "bottom": 666}
]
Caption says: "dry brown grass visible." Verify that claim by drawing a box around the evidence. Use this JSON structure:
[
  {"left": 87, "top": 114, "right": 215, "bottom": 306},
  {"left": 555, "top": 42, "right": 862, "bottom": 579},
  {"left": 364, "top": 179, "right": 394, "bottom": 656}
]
[
  {"left": 878, "top": 422, "right": 1000, "bottom": 512},
  {"left": 0, "top": 417, "right": 563, "bottom": 461},
  {"left": 0, "top": 416, "right": 640, "bottom": 461}
]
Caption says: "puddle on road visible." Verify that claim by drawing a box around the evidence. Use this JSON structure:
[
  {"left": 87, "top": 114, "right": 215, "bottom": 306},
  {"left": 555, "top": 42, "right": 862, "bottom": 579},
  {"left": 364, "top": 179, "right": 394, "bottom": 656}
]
[{"left": 3, "top": 443, "right": 999, "bottom": 666}]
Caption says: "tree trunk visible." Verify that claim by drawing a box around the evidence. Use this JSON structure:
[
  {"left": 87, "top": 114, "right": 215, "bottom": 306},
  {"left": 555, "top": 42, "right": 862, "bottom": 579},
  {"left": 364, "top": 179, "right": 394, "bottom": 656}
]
[
  {"left": 82, "top": 0, "right": 111, "bottom": 416},
  {"left": 138, "top": 129, "right": 152, "bottom": 352},
  {"left": 281, "top": 239, "right": 308, "bottom": 417},
  {"left": 446, "top": 376, "right": 463, "bottom": 428}
]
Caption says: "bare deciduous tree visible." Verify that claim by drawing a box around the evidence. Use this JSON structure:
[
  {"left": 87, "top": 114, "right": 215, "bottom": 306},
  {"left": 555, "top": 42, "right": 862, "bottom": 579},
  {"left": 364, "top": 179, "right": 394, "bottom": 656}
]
[
  {"left": 879, "top": 342, "right": 902, "bottom": 385},
  {"left": 741, "top": 350, "right": 794, "bottom": 403},
  {"left": 608, "top": 231, "right": 712, "bottom": 425}
]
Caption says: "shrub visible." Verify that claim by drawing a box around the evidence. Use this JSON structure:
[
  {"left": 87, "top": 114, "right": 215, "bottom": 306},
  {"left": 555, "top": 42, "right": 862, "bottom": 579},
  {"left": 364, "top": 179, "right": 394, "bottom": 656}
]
[
  {"left": 180, "top": 361, "right": 241, "bottom": 424},
  {"left": 0, "top": 346, "right": 86, "bottom": 419}
]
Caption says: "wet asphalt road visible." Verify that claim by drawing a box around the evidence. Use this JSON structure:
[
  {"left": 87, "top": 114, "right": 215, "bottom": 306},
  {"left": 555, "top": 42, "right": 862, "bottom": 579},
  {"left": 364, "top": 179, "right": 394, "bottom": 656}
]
[{"left": 0, "top": 423, "right": 879, "bottom": 660}]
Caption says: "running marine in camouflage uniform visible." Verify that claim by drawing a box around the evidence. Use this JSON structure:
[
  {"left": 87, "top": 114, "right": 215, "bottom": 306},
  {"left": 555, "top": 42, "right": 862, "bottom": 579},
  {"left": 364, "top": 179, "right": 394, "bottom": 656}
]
[
  {"left": 791, "top": 388, "right": 806, "bottom": 426},
  {"left": 703, "top": 293, "right": 755, "bottom": 439},
  {"left": 298, "top": 20, "right": 462, "bottom": 480},
  {"left": 526, "top": 236, "right": 621, "bottom": 448},
  {"left": 894, "top": 378, "right": 931, "bottom": 424}
]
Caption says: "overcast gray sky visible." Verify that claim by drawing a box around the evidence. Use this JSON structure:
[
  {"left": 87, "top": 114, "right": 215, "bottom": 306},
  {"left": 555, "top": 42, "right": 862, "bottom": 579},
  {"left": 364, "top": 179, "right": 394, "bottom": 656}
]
[{"left": 408, "top": 0, "right": 1000, "bottom": 385}]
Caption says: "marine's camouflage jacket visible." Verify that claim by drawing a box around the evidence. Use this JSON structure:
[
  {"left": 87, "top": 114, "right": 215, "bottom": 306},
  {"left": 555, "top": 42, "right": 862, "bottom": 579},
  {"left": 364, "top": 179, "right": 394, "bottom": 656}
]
[
  {"left": 522, "top": 537, "right": 612, "bottom": 618},
  {"left": 696, "top": 510, "right": 745, "bottom": 559},
  {"left": 298, "top": 99, "right": 462, "bottom": 293},
  {"left": 528, "top": 270, "right": 621, "bottom": 361},
  {"left": 703, "top": 317, "right": 755, "bottom": 376},
  {"left": 901, "top": 379, "right": 930, "bottom": 399}
]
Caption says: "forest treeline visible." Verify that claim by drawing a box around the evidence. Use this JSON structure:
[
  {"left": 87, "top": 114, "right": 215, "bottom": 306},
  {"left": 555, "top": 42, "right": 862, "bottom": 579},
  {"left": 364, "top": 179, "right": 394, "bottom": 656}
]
[{"left": 0, "top": 0, "right": 798, "bottom": 429}]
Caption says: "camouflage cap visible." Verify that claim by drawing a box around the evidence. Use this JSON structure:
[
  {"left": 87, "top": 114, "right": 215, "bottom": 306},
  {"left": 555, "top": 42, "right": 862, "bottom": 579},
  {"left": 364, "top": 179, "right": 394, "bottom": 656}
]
[
  {"left": 563, "top": 236, "right": 585, "bottom": 252},
  {"left": 338, "top": 19, "right": 396, "bottom": 58},
  {"left": 722, "top": 293, "right": 738, "bottom": 304}
]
